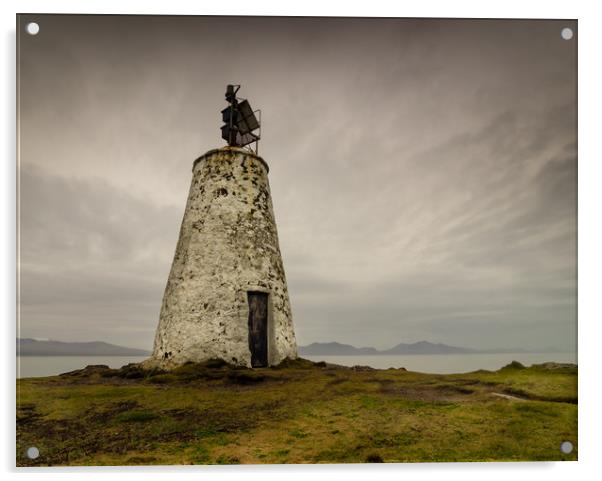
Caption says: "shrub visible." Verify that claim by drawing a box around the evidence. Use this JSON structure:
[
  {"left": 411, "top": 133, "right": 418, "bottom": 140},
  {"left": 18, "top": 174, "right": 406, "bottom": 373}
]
[
  {"left": 272, "top": 357, "right": 321, "bottom": 369},
  {"left": 365, "top": 453, "right": 384, "bottom": 463},
  {"left": 501, "top": 361, "right": 526, "bottom": 370},
  {"left": 202, "top": 358, "right": 230, "bottom": 369}
]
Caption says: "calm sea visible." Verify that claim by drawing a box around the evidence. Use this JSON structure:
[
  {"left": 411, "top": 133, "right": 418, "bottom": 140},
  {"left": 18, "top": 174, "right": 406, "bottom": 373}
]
[
  {"left": 17, "top": 356, "right": 147, "bottom": 379},
  {"left": 306, "top": 353, "right": 577, "bottom": 373},
  {"left": 16, "top": 352, "right": 576, "bottom": 378}
]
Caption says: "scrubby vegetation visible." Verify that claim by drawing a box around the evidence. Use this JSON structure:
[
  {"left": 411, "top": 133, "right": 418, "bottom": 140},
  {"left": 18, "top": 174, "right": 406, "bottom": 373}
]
[{"left": 16, "top": 359, "right": 577, "bottom": 465}]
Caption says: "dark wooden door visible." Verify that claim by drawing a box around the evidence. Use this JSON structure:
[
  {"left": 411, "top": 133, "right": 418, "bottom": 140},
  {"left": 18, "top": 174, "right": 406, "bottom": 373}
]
[{"left": 247, "top": 291, "right": 268, "bottom": 367}]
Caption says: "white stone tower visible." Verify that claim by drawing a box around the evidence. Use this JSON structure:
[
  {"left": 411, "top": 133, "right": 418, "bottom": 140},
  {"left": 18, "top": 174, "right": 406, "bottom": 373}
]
[{"left": 144, "top": 146, "right": 297, "bottom": 369}]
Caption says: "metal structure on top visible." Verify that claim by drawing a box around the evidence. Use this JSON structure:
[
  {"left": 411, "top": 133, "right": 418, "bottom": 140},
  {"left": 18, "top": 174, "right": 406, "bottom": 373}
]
[{"left": 221, "top": 85, "right": 261, "bottom": 154}]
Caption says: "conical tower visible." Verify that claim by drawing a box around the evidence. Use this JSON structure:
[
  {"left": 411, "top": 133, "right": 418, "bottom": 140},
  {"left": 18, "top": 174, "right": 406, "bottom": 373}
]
[
  {"left": 144, "top": 86, "right": 297, "bottom": 369},
  {"left": 145, "top": 147, "right": 297, "bottom": 369}
]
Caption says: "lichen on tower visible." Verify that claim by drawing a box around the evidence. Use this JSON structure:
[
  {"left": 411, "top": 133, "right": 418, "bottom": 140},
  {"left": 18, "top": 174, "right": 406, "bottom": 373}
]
[{"left": 144, "top": 146, "right": 297, "bottom": 369}]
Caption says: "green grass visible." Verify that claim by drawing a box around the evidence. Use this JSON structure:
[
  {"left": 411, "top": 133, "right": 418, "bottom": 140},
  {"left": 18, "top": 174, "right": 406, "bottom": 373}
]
[
  {"left": 116, "top": 411, "right": 158, "bottom": 423},
  {"left": 16, "top": 359, "right": 577, "bottom": 466}
]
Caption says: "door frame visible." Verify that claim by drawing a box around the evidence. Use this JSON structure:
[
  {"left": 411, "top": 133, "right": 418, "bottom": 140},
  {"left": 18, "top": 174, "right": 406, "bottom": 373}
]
[{"left": 243, "top": 286, "right": 273, "bottom": 367}]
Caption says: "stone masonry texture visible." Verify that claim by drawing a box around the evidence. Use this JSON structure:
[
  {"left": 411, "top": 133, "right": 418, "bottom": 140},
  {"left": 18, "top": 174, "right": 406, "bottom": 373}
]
[{"left": 144, "top": 147, "right": 297, "bottom": 369}]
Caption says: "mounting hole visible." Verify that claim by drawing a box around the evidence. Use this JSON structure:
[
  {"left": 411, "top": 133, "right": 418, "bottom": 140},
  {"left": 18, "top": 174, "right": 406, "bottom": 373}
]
[
  {"left": 560, "top": 441, "right": 573, "bottom": 454},
  {"left": 25, "top": 22, "right": 40, "bottom": 35},
  {"left": 26, "top": 446, "right": 40, "bottom": 459},
  {"left": 561, "top": 27, "right": 573, "bottom": 40}
]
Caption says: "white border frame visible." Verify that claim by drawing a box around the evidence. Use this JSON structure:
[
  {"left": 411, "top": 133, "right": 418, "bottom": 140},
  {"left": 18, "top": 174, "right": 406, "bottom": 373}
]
[{"left": 3, "top": 1, "right": 601, "bottom": 480}]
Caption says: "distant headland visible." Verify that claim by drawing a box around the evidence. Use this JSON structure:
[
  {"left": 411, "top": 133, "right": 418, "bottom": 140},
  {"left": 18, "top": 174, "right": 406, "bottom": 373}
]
[{"left": 17, "top": 338, "right": 565, "bottom": 357}]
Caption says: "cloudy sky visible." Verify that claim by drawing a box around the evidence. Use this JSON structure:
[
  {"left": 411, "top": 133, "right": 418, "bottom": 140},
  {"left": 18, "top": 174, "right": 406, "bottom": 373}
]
[{"left": 18, "top": 15, "right": 576, "bottom": 351}]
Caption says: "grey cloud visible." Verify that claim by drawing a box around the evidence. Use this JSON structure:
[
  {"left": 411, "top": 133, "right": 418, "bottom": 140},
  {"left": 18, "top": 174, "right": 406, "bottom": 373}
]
[
  {"left": 19, "top": 164, "right": 182, "bottom": 348},
  {"left": 18, "top": 15, "right": 577, "bottom": 352}
]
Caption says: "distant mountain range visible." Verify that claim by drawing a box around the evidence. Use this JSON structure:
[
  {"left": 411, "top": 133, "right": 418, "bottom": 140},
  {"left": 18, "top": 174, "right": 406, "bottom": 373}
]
[
  {"left": 298, "top": 341, "right": 563, "bottom": 356},
  {"left": 17, "top": 338, "right": 150, "bottom": 356},
  {"left": 17, "top": 338, "right": 563, "bottom": 357}
]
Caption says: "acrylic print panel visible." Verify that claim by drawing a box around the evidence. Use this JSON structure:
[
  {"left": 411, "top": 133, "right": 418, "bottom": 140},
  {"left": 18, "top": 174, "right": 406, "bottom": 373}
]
[{"left": 16, "top": 14, "right": 577, "bottom": 466}]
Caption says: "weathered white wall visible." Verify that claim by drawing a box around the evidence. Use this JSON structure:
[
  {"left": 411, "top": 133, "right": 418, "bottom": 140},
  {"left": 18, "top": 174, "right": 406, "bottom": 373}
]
[{"left": 144, "top": 147, "right": 297, "bottom": 369}]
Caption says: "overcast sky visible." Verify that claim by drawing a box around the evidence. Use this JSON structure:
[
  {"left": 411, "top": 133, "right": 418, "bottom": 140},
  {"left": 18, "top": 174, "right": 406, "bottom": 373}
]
[{"left": 18, "top": 15, "right": 576, "bottom": 351}]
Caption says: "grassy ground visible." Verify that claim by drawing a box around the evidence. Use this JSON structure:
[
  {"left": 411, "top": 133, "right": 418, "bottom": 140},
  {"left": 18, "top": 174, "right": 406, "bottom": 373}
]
[{"left": 16, "top": 359, "right": 577, "bottom": 466}]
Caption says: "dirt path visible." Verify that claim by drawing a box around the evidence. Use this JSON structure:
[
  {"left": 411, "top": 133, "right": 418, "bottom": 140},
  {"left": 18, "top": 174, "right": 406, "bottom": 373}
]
[{"left": 491, "top": 392, "right": 526, "bottom": 401}]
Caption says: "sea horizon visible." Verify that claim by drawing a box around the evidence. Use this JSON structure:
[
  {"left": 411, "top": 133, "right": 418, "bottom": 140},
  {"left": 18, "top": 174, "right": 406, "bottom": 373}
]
[{"left": 16, "top": 352, "right": 577, "bottom": 379}]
